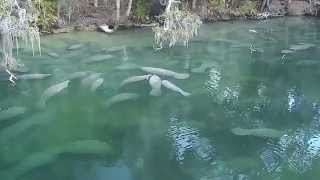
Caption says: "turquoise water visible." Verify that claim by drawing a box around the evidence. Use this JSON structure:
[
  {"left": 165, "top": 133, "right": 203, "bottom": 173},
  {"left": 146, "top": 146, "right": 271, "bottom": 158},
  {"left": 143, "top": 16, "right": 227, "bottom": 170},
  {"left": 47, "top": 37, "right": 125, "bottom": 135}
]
[{"left": 1, "top": 17, "right": 320, "bottom": 180}]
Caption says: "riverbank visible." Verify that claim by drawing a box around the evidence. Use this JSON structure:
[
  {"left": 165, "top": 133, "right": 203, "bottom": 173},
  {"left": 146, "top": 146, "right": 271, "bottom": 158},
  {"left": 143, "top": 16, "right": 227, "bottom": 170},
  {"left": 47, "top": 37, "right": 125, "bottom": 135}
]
[{"left": 43, "top": 0, "right": 319, "bottom": 35}]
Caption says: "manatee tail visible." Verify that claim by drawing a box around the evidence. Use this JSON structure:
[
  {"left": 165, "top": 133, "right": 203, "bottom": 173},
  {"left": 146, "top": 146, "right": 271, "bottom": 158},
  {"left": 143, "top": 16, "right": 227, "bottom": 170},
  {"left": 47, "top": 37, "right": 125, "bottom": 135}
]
[{"left": 180, "top": 90, "right": 191, "bottom": 97}]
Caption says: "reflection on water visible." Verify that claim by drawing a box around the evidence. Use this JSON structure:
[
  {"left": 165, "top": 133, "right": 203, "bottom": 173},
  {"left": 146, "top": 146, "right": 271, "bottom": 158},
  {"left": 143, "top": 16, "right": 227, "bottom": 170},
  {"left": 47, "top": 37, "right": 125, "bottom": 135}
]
[{"left": 2, "top": 17, "right": 320, "bottom": 179}]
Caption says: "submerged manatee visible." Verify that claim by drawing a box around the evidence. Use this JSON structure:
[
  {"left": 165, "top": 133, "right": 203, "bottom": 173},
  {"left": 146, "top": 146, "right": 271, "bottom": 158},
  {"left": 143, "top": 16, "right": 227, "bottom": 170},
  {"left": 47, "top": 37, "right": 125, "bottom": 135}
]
[
  {"left": 114, "top": 63, "right": 140, "bottom": 70},
  {"left": 141, "top": 67, "right": 190, "bottom": 79},
  {"left": 149, "top": 75, "right": 162, "bottom": 96},
  {"left": 105, "top": 93, "right": 140, "bottom": 108},
  {"left": 90, "top": 78, "right": 104, "bottom": 92},
  {"left": 67, "top": 44, "right": 84, "bottom": 50},
  {"left": 289, "top": 43, "right": 315, "bottom": 51},
  {"left": 0, "top": 107, "right": 27, "bottom": 122},
  {"left": 120, "top": 75, "right": 151, "bottom": 87},
  {"left": 38, "top": 80, "right": 70, "bottom": 108},
  {"left": 2, "top": 151, "right": 59, "bottom": 180},
  {"left": 66, "top": 71, "right": 90, "bottom": 80},
  {"left": 81, "top": 73, "right": 102, "bottom": 87},
  {"left": 16, "top": 74, "right": 52, "bottom": 80},
  {"left": 47, "top": 52, "right": 59, "bottom": 58},
  {"left": 1, "top": 140, "right": 112, "bottom": 180},
  {"left": 161, "top": 80, "right": 191, "bottom": 97},
  {"left": 191, "top": 62, "right": 217, "bottom": 73},
  {"left": 231, "top": 127, "right": 284, "bottom": 139},
  {"left": 83, "top": 55, "right": 113, "bottom": 64}
]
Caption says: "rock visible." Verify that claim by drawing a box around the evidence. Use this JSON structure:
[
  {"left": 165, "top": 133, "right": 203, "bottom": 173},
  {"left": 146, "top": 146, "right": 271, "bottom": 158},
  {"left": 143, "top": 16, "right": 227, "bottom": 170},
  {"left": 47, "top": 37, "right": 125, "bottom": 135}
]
[
  {"left": 105, "top": 93, "right": 140, "bottom": 108},
  {"left": 52, "top": 26, "right": 75, "bottom": 34},
  {"left": 67, "top": 44, "right": 84, "bottom": 51},
  {"left": 0, "top": 107, "right": 27, "bottom": 122},
  {"left": 231, "top": 127, "right": 285, "bottom": 139},
  {"left": 99, "top": 24, "right": 114, "bottom": 33},
  {"left": 16, "top": 74, "right": 52, "bottom": 80},
  {"left": 83, "top": 55, "right": 113, "bottom": 64}
]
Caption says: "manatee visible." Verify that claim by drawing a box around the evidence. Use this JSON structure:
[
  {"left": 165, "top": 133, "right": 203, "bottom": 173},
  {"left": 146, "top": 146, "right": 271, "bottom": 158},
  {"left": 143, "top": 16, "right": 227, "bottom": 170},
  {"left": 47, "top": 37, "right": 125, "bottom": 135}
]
[
  {"left": 38, "top": 80, "right": 70, "bottom": 108},
  {"left": 16, "top": 74, "right": 52, "bottom": 80},
  {"left": 83, "top": 55, "right": 113, "bottom": 64},
  {"left": 161, "top": 80, "right": 191, "bottom": 96},
  {"left": 106, "top": 46, "right": 125, "bottom": 53},
  {"left": 47, "top": 52, "right": 59, "bottom": 58},
  {"left": 296, "top": 60, "right": 320, "bottom": 66},
  {"left": 0, "top": 140, "right": 112, "bottom": 180},
  {"left": 67, "top": 44, "right": 84, "bottom": 50},
  {"left": 66, "top": 71, "right": 91, "bottom": 80},
  {"left": 149, "top": 75, "right": 162, "bottom": 96},
  {"left": 231, "top": 127, "right": 284, "bottom": 139},
  {"left": 0, "top": 107, "right": 27, "bottom": 122},
  {"left": 114, "top": 63, "right": 140, "bottom": 70},
  {"left": 281, "top": 49, "right": 294, "bottom": 54},
  {"left": 0, "top": 113, "right": 52, "bottom": 143},
  {"left": 105, "top": 93, "right": 139, "bottom": 108},
  {"left": 120, "top": 75, "right": 151, "bottom": 87},
  {"left": 141, "top": 67, "right": 190, "bottom": 80},
  {"left": 3, "top": 151, "right": 59, "bottom": 180},
  {"left": 81, "top": 73, "right": 102, "bottom": 87},
  {"left": 289, "top": 43, "right": 315, "bottom": 51},
  {"left": 90, "top": 78, "right": 104, "bottom": 92},
  {"left": 191, "top": 62, "right": 217, "bottom": 73}
]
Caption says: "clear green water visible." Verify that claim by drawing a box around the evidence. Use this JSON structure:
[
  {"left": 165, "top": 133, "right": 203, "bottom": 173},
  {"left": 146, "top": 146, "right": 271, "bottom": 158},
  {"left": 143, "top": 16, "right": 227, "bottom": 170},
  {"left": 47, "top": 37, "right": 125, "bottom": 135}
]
[{"left": 1, "top": 17, "right": 320, "bottom": 180}]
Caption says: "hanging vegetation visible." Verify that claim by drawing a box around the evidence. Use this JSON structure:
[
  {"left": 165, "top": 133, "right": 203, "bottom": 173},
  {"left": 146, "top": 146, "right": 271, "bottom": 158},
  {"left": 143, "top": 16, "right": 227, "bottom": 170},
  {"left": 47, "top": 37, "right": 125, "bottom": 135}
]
[
  {"left": 0, "top": 0, "right": 41, "bottom": 71},
  {"left": 152, "top": 0, "right": 202, "bottom": 49}
]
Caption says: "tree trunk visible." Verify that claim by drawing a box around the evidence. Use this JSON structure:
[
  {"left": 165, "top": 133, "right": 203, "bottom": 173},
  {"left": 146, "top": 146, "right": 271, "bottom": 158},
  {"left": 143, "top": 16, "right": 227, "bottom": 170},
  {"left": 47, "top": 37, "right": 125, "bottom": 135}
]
[
  {"left": 126, "top": 0, "right": 132, "bottom": 17},
  {"left": 260, "top": 0, "right": 267, "bottom": 11},
  {"left": 116, "top": 0, "right": 121, "bottom": 28},
  {"left": 104, "top": 0, "right": 108, "bottom": 7},
  {"left": 192, "top": 0, "right": 197, "bottom": 10}
]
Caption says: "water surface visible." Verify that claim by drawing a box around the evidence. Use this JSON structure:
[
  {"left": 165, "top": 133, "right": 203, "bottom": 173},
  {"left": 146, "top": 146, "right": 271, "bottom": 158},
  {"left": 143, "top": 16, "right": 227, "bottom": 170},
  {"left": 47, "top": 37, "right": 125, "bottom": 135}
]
[{"left": 1, "top": 17, "right": 320, "bottom": 180}]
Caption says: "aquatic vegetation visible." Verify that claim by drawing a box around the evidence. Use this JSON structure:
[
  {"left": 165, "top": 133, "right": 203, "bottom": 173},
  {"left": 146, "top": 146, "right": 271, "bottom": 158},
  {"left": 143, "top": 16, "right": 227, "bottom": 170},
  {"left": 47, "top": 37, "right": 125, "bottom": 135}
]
[{"left": 152, "top": 0, "right": 202, "bottom": 49}]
